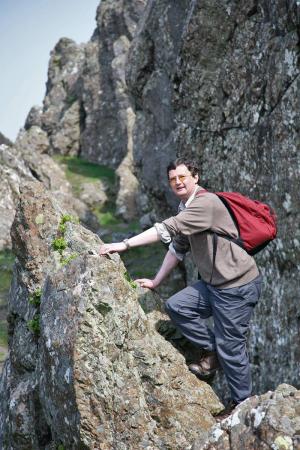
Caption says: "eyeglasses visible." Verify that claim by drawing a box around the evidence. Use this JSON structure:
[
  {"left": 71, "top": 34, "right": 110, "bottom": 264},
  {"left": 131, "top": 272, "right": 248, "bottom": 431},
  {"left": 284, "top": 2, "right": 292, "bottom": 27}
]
[{"left": 169, "top": 175, "right": 188, "bottom": 185}]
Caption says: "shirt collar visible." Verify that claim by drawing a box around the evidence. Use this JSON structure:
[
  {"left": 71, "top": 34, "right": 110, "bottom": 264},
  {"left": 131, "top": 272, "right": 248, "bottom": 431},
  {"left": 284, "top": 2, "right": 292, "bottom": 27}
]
[{"left": 178, "top": 185, "right": 203, "bottom": 211}]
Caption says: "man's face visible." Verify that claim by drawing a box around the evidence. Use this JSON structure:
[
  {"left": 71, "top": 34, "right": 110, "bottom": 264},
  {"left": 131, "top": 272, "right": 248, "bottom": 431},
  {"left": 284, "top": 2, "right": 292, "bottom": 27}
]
[{"left": 168, "top": 164, "right": 199, "bottom": 202}]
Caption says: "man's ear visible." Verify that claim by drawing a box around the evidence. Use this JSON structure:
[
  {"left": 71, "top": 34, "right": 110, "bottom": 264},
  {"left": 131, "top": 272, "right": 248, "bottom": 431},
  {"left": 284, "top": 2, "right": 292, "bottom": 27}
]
[{"left": 194, "top": 174, "right": 199, "bottom": 184}]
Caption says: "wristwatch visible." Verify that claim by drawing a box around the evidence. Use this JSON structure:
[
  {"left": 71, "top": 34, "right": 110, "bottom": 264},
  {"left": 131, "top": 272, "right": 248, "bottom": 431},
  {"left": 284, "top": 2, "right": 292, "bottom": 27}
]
[{"left": 123, "top": 239, "right": 131, "bottom": 249}]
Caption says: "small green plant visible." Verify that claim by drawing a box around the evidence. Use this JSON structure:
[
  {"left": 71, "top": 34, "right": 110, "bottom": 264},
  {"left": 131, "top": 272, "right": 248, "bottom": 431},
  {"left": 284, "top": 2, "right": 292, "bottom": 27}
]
[
  {"left": 52, "top": 237, "right": 67, "bottom": 255},
  {"left": 27, "top": 315, "right": 40, "bottom": 335},
  {"left": 66, "top": 94, "right": 77, "bottom": 106},
  {"left": 58, "top": 214, "right": 78, "bottom": 233},
  {"left": 61, "top": 253, "right": 79, "bottom": 266},
  {"left": 29, "top": 288, "right": 42, "bottom": 307},
  {"left": 53, "top": 215, "right": 80, "bottom": 265},
  {"left": 124, "top": 271, "right": 137, "bottom": 289},
  {"left": 57, "top": 445, "right": 65, "bottom": 450}
]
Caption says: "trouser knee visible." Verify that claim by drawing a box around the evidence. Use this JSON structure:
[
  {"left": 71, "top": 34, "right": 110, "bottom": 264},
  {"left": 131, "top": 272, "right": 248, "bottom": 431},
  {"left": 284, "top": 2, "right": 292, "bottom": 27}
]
[
  {"left": 164, "top": 296, "right": 178, "bottom": 318},
  {"left": 215, "top": 337, "right": 247, "bottom": 359}
]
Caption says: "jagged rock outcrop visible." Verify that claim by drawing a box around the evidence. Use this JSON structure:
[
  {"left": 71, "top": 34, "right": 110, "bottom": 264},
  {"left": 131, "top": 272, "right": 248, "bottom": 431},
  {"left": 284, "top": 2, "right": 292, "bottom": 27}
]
[
  {"left": 0, "top": 132, "right": 13, "bottom": 147},
  {"left": 20, "top": 0, "right": 147, "bottom": 221},
  {"left": 80, "top": 0, "right": 146, "bottom": 167},
  {"left": 0, "top": 182, "right": 223, "bottom": 449},
  {"left": 0, "top": 143, "right": 98, "bottom": 250},
  {"left": 42, "top": 38, "right": 85, "bottom": 156},
  {"left": 126, "top": 0, "right": 300, "bottom": 397},
  {"left": 193, "top": 384, "right": 300, "bottom": 450},
  {"left": 30, "top": 0, "right": 146, "bottom": 167}
]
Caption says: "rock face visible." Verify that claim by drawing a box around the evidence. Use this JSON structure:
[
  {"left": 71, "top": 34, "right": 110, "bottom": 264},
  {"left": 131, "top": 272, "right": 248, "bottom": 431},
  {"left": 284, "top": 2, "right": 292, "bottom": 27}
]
[
  {"left": 0, "top": 142, "right": 97, "bottom": 250},
  {"left": 0, "top": 182, "right": 223, "bottom": 449},
  {"left": 25, "top": 0, "right": 146, "bottom": 169},
  {"left": 126, "top": 0, "right": 300, "bottom": 396},
  {"left": 80, "top": 0, "right": 146, "bottom": 168},
  {"left": 193, "top": 384, "right": 300, "bottom": 450},
  {"left": 41, "top": 37, "right": 85, "bottom": 156},
  {"left": 20, "top": 0, "right": 147, "bottom": 221}
]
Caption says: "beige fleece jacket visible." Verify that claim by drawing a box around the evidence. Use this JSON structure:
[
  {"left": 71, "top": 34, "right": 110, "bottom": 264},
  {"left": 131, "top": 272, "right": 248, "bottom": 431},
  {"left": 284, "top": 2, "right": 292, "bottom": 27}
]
[{"left": 162, "top": 188, "right": 259, "bottom": 288}]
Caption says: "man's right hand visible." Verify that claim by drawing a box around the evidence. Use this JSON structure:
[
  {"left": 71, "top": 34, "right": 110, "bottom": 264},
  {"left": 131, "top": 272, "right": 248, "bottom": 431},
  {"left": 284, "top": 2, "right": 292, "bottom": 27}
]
[
  {"left": 99, "top": 242, "right": 127, "bottom": 255},
  {"left": 135, "top": 278, "right": 157, "bottom": 289}
]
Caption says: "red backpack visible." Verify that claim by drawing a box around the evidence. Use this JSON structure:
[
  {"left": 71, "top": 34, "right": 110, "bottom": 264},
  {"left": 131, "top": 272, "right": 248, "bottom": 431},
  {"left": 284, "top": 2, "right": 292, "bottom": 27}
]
[{"left": 196, "top": 190, "right": 277, "bottom": 255}]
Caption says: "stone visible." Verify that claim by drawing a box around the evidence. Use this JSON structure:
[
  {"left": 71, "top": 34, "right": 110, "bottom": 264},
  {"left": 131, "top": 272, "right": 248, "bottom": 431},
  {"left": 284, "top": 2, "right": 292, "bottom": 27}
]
[
  {"left": 0, "top": 181, "right": 223, "bottom": 449},
  {"left": 15, "top": 126, "right": 50, "bottom": 154},
  {"left": 116, "top": 107, "right": 139, "bottom": 221},
  {"left": 78, "top": 180, "right": 108, "bottom": 209},
  {"left": 192, "top": 384, "right": 300, "bottom": 449},
  {"left": 0, "top": 142, "right": 98, "bottom": 250},
  {"left": 42, "top": 37, "right": 85, "bottom": 155},
  {"left": 24, "top": 105, "right": 43, "bottom": 130}
]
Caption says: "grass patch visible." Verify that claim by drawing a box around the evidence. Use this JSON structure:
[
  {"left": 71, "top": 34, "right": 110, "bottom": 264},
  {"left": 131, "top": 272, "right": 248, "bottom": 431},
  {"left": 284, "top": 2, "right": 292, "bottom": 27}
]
[
  {"left": 0, "top": 250, "right": 14, "bottom": 307},
  {"left": 54, "top": 155, "right": 116, "bottom": 195},
  {"left": 0, "top": 321, "right": 8, "bottom": 347}
]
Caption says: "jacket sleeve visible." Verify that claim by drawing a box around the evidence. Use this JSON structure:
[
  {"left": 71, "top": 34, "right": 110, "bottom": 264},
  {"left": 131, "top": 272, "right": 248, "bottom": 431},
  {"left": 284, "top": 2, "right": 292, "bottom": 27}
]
[{"left": 162, "top": 196, "right": 213, "bottom": 237}]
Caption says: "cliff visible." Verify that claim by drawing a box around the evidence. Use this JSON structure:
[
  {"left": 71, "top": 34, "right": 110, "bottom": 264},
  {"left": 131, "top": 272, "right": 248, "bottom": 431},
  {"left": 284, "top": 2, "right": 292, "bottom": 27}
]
[{"left": 126, "top": 0, "right": 300, "bottom": 396}]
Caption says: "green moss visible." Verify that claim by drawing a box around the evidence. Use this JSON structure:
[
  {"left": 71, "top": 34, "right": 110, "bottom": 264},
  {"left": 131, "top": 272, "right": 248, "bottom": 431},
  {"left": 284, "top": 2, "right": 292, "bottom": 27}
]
[
  {"left": 27, "top": 315, "right": 40, "bottom": 335},
  {"left": 124, "top": 271, "right": 138, "bottom": 289},
  {"left": 29, "top": 288, "right": 42, "bottom": 307},
  {"left": 57, "top": 445, "right": 65, "bottom": 450},
  {"left": 61, "top": 253, "right": 79, "bottom": 266},
  {"left": 0, "top": 322, "right": 8, "bottom": 347},
  {"left": 0, "top": 250, "right": 14, "bottom": 353},
  {"left": 58, "top": 214, "right": 78, "bottom": 233},
  {"left": 52, "top": 237, "right": 67, "bottom": 255},
  {"left": 95, "top": 301, "right": 113, "bottom": 316},
  {"left": 66, "top": 94, "right": 77, "bottom": 106},
  {"left": 96, "top": 211, "right": 119, "bottom": 226}
]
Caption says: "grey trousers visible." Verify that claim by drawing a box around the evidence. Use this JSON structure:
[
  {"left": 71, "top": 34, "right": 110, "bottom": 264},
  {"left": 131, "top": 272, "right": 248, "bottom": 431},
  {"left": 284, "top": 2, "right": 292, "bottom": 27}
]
[{"left": 165, "top": 275, "right": 263, "bottom": 403}]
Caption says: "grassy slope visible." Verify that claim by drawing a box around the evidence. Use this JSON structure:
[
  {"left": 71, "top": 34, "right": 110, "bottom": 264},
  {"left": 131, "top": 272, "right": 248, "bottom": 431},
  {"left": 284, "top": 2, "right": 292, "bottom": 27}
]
[{"left": 0, "top": 250, "right": 14, "bottom": 365}]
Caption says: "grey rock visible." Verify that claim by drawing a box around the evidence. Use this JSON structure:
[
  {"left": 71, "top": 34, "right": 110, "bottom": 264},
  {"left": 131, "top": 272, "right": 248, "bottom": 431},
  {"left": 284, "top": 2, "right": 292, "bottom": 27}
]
[
  {"left": 42, "top": 37, "right": 85, "bottom": 155},
  {"left": 80, "top": 0, "right": 147, "bottom": 168},
  {"left": 78, "top": 180, "right": 108, "bottom": 209},
  {"left": 0, "top": 132, "right": 13, "bottom": 147},
  {"left": 0, "top": 181, "right": 223, "bottom": 449},
  {"left": 0, "top": 141, "right": 98, "bottom": 250},
  {"left": 15, "top": 126, "right": 50, "bottom": 154},
  {"left": 126, "top": 0, "right": 300, "bottom": 399},
  {"left": 24, "top": 105, "right": 43, "bottom": 130},
  {"left": 193, "top": 384, "right": 300, "bottom": 450}
]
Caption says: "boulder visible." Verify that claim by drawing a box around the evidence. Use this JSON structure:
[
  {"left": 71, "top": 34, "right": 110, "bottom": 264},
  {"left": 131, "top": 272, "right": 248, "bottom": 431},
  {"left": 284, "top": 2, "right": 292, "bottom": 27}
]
[
  {"left": 0, "top": 143, "right": 98, "bottom": 250},
  {"left": 0, "top": 181, "right": 222, "bottom": 449},
  {"left": 193, "top": 384, "right": 300, "bottom": 450}
]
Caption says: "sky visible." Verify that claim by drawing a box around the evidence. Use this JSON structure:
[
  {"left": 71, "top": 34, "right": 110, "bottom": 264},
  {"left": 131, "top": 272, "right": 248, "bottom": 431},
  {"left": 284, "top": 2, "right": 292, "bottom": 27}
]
[{"left": 0, "top": 0, "right": 100, "bottom": 141}]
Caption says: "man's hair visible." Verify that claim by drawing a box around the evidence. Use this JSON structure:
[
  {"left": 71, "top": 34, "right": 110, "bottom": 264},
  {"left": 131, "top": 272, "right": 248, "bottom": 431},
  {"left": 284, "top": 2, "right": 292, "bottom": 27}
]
[{"left": 167, "top": 158, "right": 200, "bottom": 181}]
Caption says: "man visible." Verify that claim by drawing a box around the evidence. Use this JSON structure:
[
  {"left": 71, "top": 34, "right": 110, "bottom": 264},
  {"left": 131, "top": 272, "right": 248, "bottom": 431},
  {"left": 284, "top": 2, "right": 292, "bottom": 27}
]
[{"left": 100, "top": 158, "right": 262, "bottom": 419}]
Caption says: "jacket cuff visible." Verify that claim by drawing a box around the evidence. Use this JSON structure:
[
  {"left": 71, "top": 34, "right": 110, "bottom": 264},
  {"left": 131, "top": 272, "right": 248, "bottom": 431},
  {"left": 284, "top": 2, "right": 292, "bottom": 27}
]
[{"left": 154, "top": 223, "right": 172, "bottom": 244}]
